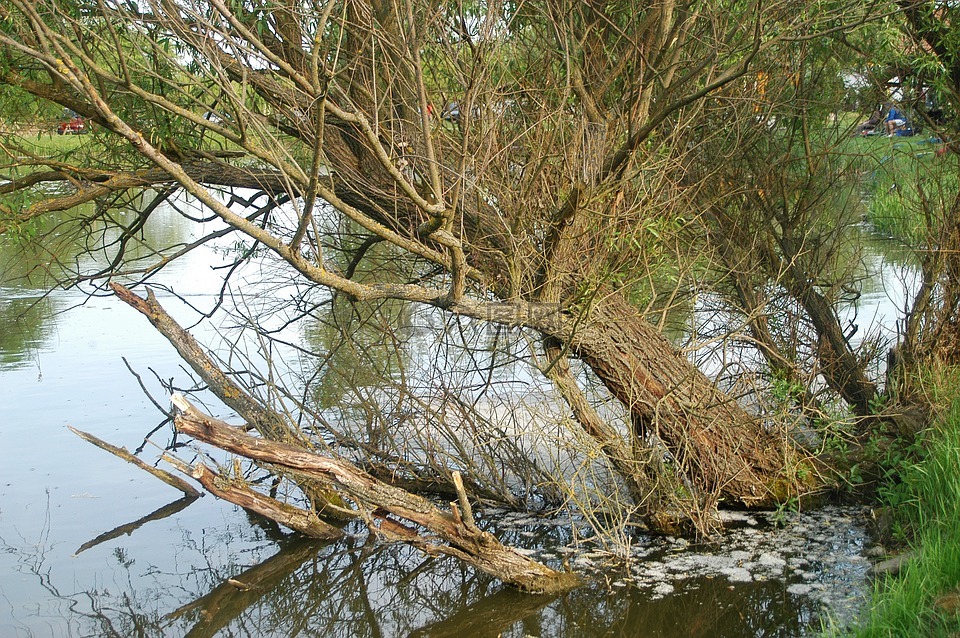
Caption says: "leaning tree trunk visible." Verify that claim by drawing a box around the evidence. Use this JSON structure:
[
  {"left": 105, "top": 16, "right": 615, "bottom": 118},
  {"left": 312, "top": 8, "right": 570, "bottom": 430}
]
[
  {"left": 327, "top": 145, "right": 804, "bottom": 523},
  {"left": 327, "top": 141, "right": 806, "bottom": 527},
  {"left": 783, "top": 268, "right": 878, "bottom": 416},
  {"left": 563, "top": 294, "right": 798, "bottom": 510}
]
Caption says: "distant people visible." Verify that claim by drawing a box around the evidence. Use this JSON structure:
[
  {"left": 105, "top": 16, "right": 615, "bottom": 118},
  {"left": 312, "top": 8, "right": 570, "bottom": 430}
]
[
  {"left": 923, "top": 88, "right": 945, "bottom": 125},
  {"left": 885, "top": 104, "right": 907, "bottom": 136},
  {"left": 857, "top": 107, "right": 883, "bottom": 135}
]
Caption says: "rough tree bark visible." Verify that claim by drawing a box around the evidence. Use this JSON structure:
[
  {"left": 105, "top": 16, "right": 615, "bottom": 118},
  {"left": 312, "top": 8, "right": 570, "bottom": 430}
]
[{"left": 563, "top": 295, "right": 795, "bottom": 510}]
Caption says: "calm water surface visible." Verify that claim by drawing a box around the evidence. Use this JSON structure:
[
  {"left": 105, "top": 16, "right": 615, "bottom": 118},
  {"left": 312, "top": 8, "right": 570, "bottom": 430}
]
[{"left": 0, "top": 206, "right": 909, "bottom": 637}]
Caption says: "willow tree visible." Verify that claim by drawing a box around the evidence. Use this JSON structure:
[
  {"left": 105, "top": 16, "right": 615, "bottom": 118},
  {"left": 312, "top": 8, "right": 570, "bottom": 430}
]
[
  {"left": 674, "top": 30, "right": 883, "bottom": 419},
  {"left": 0, "top": 0, "right": 882, "bottom": 562}
]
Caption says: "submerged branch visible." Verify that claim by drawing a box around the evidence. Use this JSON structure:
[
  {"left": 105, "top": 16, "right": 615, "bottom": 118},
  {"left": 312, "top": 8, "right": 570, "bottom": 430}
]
[{"left": 171, "top": 393, "right": 581, "bottom": 594}]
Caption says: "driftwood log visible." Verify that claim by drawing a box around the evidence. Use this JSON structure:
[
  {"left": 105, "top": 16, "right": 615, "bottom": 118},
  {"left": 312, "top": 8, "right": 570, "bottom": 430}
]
[
  {"left": 106, "top": 283, "right": 578, "bottom": 593},
  {"left": 171, "top": 393, "right": 581, "bottom": 594}
]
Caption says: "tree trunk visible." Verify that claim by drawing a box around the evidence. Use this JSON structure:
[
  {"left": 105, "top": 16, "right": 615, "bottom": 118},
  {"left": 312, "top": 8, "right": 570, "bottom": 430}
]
[
  {"left": 790, "top": 277, "right": 877, "bottom": 416},
  {"left": 544, "top": 337, "right": 707, "bottom": 534},
  {"left": 565, "top": 294, "right": 796, "bottom": 509}
]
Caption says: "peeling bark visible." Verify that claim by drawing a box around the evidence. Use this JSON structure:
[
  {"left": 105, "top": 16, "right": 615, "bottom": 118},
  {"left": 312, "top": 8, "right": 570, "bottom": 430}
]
[{"left": 177, "top": 460, "right": 344, "bottom": 540}]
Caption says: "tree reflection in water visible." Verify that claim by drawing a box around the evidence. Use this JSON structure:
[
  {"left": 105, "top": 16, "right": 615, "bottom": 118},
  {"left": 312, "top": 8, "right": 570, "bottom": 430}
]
[{"left": 3, "top": 513, "right": 829, "bottom": 638}]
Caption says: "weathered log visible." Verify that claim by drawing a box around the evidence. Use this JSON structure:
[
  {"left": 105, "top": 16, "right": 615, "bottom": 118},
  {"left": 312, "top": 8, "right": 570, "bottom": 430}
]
[
  {"left": 168, "top": 457, "right": 344, "bottom": 540},
  {"left": 68, "top": 425, "right": 201, "bottom": 497},
  {"left": 111, "top": 283, "right": 352, "bottom": 519},
  {"left": 171, "top": 394, "right": 581, "bottom": 594}
]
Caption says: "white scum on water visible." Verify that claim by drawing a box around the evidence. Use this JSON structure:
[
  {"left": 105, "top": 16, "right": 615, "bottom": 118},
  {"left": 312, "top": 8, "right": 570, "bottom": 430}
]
[{"left": 493, "top": 505, "right": 872, "bottom": 624}]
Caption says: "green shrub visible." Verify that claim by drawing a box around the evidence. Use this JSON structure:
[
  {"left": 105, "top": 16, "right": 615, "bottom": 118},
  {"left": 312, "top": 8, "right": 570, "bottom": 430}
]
[{"left": 833, "top": 368, "right": 960, "bottom": 637}]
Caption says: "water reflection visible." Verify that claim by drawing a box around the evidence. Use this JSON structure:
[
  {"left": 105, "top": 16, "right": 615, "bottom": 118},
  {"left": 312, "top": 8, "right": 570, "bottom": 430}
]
[
  {"left": 75, "top": 495, "right": 199, "bottom": 555},
  {"left": 0, "top": 195, "right": 208, "bottom": 372},
  {"left": 409, "top": 589, "right": 559, "bottom": 638},
  {"left": 0, "top": 292, "right": 56, "bottom": 370},
  {"left": 169, "top": 537, "right": 332, "bottom": 638},
  {"left": 561, "top": 579, "right": 817, "bottom": 638},
  {"left": 1, "top": 506, "right": 862, "bottom": 638},
  {"left": 0, "top": 194, "right": 885, "bottom": 637}
]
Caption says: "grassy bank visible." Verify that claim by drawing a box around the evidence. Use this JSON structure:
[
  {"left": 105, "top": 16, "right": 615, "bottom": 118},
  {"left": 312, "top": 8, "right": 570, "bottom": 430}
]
[
  {"left": 832, "top": 368, "right": 960, "bottom": 637},
  {"left": 859, "top": 136, "right": 958, "bottom": 246},
  {"left": 835, "top": 130, "right": 960, "bottom": 635}
]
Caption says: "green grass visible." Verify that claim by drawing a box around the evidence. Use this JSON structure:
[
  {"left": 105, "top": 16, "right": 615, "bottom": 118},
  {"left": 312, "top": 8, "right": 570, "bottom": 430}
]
[
  {"left": 830, "top": 368, "right": 960, "bottom": 637},
  {"left": 856, "top": 136, "right": 959, "bottom": 247},
  {"left": 1, "top": 130, "right": 93, "bottom": 171}
]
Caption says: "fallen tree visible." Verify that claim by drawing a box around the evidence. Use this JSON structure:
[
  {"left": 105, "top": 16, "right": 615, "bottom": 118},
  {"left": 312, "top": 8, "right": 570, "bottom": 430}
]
[{"left": 169, "top": 392, "right": 581, "bottom": 595}]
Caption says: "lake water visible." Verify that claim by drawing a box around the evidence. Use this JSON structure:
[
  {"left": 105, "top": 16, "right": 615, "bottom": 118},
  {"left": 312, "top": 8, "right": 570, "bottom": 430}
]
[{"left": 0, "top": 202, "right": 912, "bottom": 637}]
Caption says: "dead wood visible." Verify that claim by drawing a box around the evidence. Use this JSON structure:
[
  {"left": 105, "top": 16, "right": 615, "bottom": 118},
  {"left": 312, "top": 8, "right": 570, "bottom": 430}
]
[
  {"left": 111, "top": 283, "right": 352, "bottom": 519},
  {"left": 109, "top": 284, "right": 307, "bottom": 446},
  {"left": 170, "top": 393, "right": 581, "bottom": 594},
  {"left": 179, "top": 461, "right": 343, "bottom": 540},
  {"left": 68, "top": 426, "right": 201, "bottom": 497},
  {"left": 361, "top": 462, "right": 518, "bottom": 506}
]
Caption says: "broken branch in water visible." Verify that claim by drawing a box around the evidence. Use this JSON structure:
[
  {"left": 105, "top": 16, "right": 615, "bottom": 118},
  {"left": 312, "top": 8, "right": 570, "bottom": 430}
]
[
  {"left": 183, "top": 460, "right": 343, "bottom": 540},
  {"left": 170, "top": 393, "right": 581, "bottom": 594},
  {"left": 68, "top": 426, "right": 201, "bottom": 498}
]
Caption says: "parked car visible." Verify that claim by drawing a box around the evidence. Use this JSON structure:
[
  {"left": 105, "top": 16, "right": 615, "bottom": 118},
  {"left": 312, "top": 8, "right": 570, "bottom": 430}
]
[{"left": 57, "top": 116, "right": 87, "bottom": 135}]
